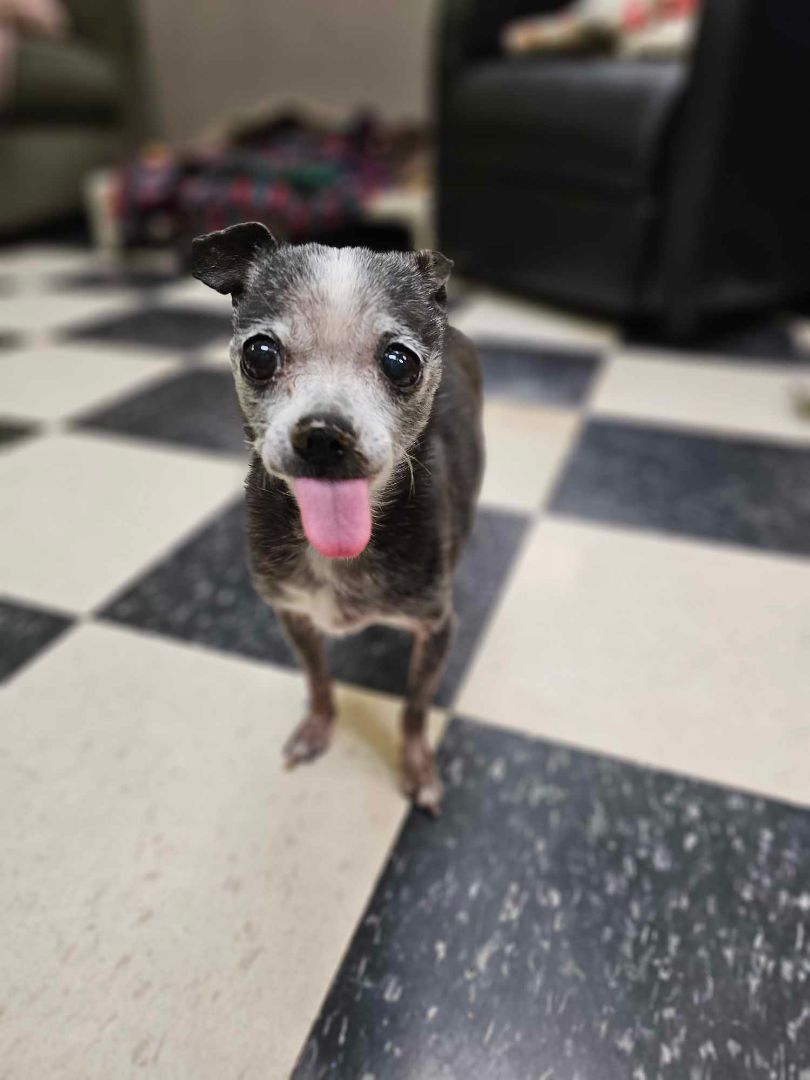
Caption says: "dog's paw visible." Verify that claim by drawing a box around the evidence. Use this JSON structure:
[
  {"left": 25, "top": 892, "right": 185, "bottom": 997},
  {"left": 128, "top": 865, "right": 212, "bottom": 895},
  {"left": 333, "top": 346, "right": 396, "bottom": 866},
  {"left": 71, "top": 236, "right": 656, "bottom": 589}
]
[
  {"left": 283, "top": 715, "right": 333, "bottom": 768},
  {"left": 401, "top": 739, "right": 443, "bottom": 817}
]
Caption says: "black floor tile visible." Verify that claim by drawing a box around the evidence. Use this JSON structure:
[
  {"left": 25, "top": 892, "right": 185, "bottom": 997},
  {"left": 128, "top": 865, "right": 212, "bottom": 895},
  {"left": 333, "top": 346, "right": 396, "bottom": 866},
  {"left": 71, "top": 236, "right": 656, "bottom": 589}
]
[
  {"left": 100, "top": 499, "right": 295, "bottom": 667},
  {"left": 0, "top": 420, "right": 36, "bottom": 449},
  {"left": 624, "top": 315, "right": 810, "bottom": 364},
  {"left": 0, "top": 598, "right": 72, "bottom": 682},
  {"left": 100, "top": 498, "right": 527, "bottom": 706},
  {"left": 52, "top": 268, "right": 180, "bottom": 292},
  {"left": 475, "top": 340, "right": 602, "bottom": 407},
  {"left": 76, "top": 368, "right": 247, "bottom": 455},
  {"left": 328, "top": 507, "right": 528, "bottom": 705},
  {"left": 549, "top": 419, "right": 810, "bottom": 557},
  {"left": 295, "top": 717, "right": 810, "bottom": 1080},
  {"left": 67, "top": 305, "right": 231, "bottom": 350}
]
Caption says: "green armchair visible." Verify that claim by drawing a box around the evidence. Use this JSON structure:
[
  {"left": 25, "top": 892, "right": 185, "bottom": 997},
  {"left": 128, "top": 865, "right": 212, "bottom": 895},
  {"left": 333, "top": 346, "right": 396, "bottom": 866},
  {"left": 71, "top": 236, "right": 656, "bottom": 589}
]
[{"left": 0, "top": 0, "right": 146, "bottom": 235}]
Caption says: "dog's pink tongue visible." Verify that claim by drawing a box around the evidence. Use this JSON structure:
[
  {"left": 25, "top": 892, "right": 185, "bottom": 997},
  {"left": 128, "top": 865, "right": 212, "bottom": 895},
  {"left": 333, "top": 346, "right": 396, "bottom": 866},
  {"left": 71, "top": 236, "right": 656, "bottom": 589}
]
[{"left": 292, "top": 478, "right": 372, "bottom": 559}]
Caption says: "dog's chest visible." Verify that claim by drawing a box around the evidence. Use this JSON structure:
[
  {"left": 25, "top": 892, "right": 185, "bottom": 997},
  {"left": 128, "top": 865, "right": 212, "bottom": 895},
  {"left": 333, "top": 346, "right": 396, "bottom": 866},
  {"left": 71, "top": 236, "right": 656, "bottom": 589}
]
[
  {"left": 276, "top": 555, "right": 396, "bottom": 636},
  {"left": 281, "top": 579, "right": 355, "bottom": 635}
]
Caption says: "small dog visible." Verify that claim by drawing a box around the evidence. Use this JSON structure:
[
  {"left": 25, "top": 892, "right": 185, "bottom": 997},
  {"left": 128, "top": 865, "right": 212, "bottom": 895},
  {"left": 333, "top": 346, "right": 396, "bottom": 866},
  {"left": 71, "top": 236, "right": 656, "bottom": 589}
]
[{"left": 191, "top": 222, "right": 484, "bottom": 814}]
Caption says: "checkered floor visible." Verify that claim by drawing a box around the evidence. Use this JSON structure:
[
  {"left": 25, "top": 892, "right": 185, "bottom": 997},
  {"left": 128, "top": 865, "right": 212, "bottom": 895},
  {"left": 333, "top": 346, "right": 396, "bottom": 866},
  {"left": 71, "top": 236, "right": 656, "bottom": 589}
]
[{"left": 2, "top": 243, "right": 810, "bottom": 1079}]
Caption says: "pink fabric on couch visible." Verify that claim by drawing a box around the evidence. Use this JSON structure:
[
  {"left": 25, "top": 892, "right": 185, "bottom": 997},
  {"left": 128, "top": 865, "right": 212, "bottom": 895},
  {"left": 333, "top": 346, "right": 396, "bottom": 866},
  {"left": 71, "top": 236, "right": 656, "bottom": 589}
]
[{"left": 503, "top": 0, "right": 700, "bottom": 58}]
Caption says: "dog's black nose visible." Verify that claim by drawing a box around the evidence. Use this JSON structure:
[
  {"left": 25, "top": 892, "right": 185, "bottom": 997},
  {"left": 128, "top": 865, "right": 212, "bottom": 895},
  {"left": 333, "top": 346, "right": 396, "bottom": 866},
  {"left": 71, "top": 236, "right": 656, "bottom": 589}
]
[{"left": 291, "top": 414, "right": 356, "bottom": 471}]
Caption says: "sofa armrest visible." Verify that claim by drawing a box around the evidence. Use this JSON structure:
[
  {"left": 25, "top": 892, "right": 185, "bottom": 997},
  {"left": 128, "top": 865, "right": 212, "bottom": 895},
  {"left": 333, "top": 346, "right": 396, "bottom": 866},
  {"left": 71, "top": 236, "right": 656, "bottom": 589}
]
[
  {"left": 658, "top": 0, "right": 810, "bottom": 331},
  {"left": 62, "top": 0, "right": 149, "bottom": 142}
]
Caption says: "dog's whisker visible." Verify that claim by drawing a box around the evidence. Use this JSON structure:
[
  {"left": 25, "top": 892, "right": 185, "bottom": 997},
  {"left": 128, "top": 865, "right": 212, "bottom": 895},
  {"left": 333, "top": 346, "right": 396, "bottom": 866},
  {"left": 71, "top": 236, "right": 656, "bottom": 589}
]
[{"left": 402, "top": 450, "right": 417, "bottom": 496}]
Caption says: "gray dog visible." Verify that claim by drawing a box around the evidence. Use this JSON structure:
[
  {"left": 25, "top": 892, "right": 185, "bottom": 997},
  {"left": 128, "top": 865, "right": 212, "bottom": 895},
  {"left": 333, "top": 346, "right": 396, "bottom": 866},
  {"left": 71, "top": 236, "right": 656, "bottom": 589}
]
[{"left": 192, "top": 222, "right": 484, "bottom": 814}]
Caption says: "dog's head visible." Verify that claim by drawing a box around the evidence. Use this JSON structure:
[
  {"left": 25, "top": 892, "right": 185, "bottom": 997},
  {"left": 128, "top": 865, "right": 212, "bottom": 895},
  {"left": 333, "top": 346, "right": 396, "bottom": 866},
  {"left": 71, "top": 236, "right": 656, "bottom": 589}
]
[{"left": 191, "top": 222, "right": 452, "bottom": 558}]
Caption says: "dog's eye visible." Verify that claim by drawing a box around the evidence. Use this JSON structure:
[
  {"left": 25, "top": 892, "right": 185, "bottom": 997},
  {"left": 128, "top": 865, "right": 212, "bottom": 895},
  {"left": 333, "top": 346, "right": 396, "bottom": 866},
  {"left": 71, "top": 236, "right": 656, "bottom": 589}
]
[
  {"left": 380, "top": 342, "right": 421, "bottom": 389},
  {"left": 242, "top": 335, "right": 280, "bottom": 382}
]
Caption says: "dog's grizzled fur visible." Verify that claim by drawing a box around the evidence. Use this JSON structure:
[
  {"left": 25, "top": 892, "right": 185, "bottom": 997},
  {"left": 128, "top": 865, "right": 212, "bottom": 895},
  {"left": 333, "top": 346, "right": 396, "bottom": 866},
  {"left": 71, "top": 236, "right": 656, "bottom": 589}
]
[{"left": 191, "top": 221, "right": 483, "bottom": 814}]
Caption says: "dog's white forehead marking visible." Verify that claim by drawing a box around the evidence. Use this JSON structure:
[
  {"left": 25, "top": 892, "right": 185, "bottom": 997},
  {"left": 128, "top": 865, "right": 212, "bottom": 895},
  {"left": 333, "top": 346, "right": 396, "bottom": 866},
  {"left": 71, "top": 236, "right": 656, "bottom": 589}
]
[
  {"left": 236, "top": 247, "right": 420, "bottom": 357},
  {"left": 310, "top": 246, "right": 368, "bottom": 309},
  {"left": 299, "top": 247, "right": 376, "bottom": 347},
  {"left": 280, "top": 247, "right": 408, "bottom": 354}
]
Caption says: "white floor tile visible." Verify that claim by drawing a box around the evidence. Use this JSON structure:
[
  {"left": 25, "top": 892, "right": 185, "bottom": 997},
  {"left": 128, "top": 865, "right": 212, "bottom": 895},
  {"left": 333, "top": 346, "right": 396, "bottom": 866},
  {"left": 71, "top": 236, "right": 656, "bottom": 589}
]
[
  {"left": 0, "top": 245, "right": 98, "bottom": 279},
  {"left": 0, "top": 432, "right": 242, "bottom": 612},
  {"left": 458, "top": 518, "right": 810, "bottom": 805},
  {"left": 194, "top": 340, "right": 234, "bottom": 369},
  {"left": 159, "top": 278, "right": 235, "bottom": 313},
  {"left": 0, "top": 292, "right": 138, "bottom": 336},
  {"left": 0, "top": 622, "right": 444, "bottom": 1079},
  {"left": 594, "top": 349, "right": 810, "bottom": 444},
  {"left": 479, "top": 400, "right": 580, "bottom": 513},
  {"left": 453, "top": 291, "right": 617, "bottom": 350},
  {"left": 0, "top": 344, "right": 181, "bottom": 423}
]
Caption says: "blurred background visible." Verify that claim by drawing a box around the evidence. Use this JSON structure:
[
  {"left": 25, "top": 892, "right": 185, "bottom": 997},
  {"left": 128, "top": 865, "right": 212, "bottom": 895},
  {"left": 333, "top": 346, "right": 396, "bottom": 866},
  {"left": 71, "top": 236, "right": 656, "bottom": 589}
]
[
  {"left": 2, "top": 2, "right": 810, "bottom": 1078},
  {"left": 2, "top": 0, "right": 810, "bottom": 339}
]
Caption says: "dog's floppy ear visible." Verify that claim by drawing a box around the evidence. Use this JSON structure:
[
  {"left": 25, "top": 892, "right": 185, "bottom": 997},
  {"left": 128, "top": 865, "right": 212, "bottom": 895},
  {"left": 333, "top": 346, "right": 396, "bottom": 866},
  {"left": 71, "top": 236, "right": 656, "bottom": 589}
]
[
  {"left": 416, "top": 249, "right": 453, "bottom": 286},
  {"left": 191, "top": 221, "right": 278, "bottom": 295},
  {"left": 415, "top": 249, "right": 454, "bottom": 305}
]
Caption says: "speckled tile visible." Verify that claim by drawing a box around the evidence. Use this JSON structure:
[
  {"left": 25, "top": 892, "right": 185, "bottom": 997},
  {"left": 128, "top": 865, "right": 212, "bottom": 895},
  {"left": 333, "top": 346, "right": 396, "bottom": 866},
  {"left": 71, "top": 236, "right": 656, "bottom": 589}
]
[
  {"left": 458, "top": 518, "right": 810, "bottom": 805},
  {"left": 328, "top": 507, "right": 529, "bottom": 705},
  {"left": 0, "top": 597, "right": 72, "bottom": 682},
  {"left": 67, "top": 305, "right": 232, "bottom": 351},
  {"left": 76, "top": 368, "right": 248, "bottom": 456},
  {"left": 295, "top": 716, "right": 810, "bottom": 1080},
  {"left": 101, "top": 499, "right": 528, "bottom": 706},
  {"left": 549, "top": 418, "right": 810, "bottom": 557},
  {"left": 476, "top": 340, "right": 601, "bottom": 407},
  {"left": 0, "top": 621, "right": 444, "bottom": 1079},
  {"left": 7, "top": 235, "right": 810, "bottom": 1078},
  {"left": 99, "top": 499, "right": 294, "bottom": 664}
]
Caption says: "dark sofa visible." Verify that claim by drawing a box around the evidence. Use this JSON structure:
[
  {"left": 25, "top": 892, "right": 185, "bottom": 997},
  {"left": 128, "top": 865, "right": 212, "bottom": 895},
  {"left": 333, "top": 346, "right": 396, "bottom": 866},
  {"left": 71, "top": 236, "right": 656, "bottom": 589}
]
[
  {"left": 0, "top": 0, "right": 146, "bottom": 235},
  {"left": 436, "top": 0, "right": 810, "bottom": 336}
]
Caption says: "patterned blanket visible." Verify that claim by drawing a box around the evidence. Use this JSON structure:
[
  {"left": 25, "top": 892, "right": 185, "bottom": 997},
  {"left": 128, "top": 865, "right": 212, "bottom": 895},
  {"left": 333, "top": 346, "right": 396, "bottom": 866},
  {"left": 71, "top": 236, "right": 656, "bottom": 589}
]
[{"left": 114, "top": 113, "right": 419, "bottom": 248}]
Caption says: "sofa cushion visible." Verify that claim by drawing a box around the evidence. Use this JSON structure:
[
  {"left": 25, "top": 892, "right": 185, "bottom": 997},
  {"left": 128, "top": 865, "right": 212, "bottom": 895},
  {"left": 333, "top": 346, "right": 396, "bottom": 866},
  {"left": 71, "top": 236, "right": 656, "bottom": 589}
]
[
  {"left": 6, "top": 36, "right": 121, "bottom": 122},
  {"left": 445, "top": 57, "right": 686, "bottom": 195}
]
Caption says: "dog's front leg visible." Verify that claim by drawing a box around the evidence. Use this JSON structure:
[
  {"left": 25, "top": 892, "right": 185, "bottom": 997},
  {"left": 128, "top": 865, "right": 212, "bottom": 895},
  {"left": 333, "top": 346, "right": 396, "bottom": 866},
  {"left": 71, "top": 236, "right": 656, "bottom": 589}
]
[
  {"left": 401, "top": 612, "right": 455, "bottom": 816},
  {"left": 277, "top": 609, "right": 336, "bottom": 767}
]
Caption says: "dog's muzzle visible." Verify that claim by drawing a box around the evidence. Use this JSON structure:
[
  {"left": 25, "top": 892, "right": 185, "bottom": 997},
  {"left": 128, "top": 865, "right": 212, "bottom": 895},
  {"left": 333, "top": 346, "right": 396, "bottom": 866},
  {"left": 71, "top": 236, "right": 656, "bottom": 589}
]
[{"left": 290, "top": 414, "right": 361, "bottom": 478}]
